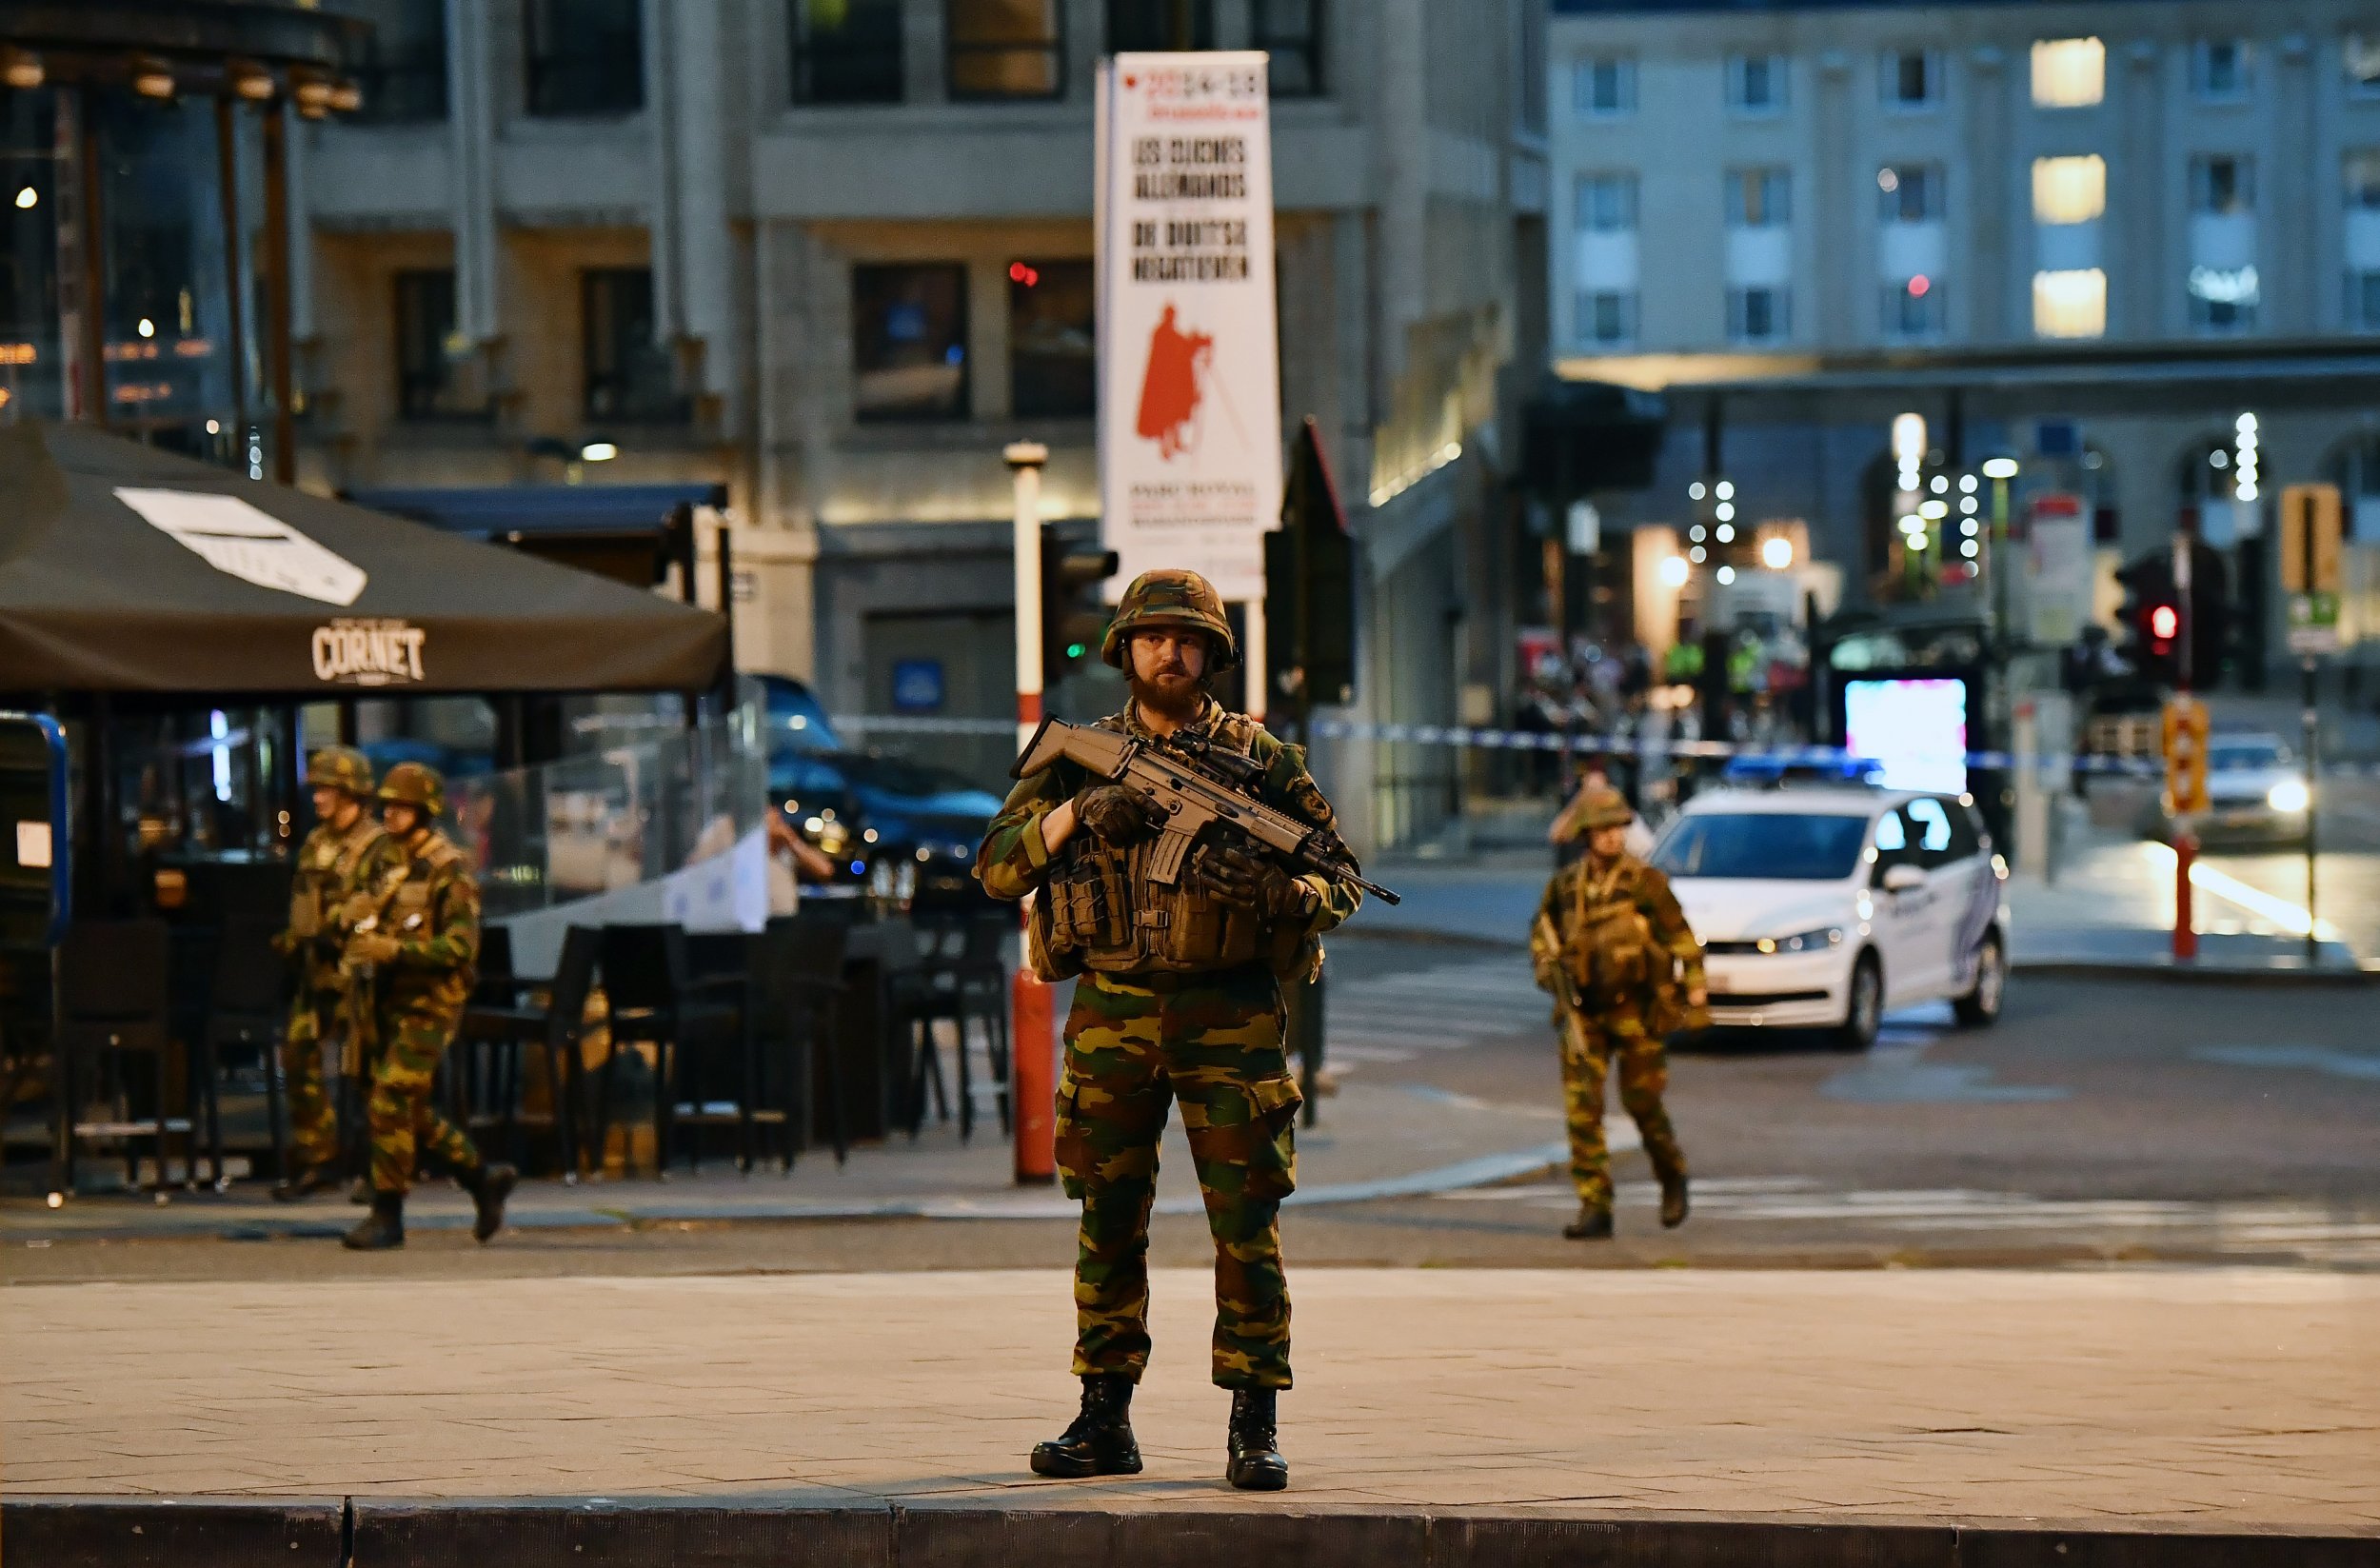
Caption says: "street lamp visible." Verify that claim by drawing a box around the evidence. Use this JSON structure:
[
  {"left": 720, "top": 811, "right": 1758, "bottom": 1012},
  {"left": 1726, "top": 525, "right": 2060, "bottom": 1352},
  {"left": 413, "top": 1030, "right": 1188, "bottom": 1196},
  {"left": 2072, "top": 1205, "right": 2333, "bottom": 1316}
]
[
  {"left": 526, "top": 435, "right": 622, "bottom": 483},
  {"left": 1980, "top": 456, "right": 2020, "bottom": 638},
  {"left": 1761, "top": 535, "right": 1794, "bottom": 571}
]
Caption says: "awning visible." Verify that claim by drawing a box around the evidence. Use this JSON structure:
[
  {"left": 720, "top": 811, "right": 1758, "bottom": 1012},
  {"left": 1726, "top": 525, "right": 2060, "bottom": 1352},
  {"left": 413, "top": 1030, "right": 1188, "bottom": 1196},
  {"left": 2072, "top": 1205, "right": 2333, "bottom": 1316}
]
[
  {"left": 0, "top": 423, "right": 728, "bottom": 695},
  {"left": 346, "top": 483, "right": 727, "bottom": 540}
]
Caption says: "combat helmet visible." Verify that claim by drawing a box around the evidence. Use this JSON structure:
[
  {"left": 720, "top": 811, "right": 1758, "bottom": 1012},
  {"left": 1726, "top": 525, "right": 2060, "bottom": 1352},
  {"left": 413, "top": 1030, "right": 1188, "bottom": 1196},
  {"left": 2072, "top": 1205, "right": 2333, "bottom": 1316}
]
[
  {"left": 1572, "top": 784, "right": 1636, "bottom": 831},
  {"left": 376, "top": 761, "right": 446, "bottom": 820},
  {"left": 305, "top": 745, "right": 374, "bottom": 797},
  {"left": 1100, "top": 568, "right": 1240, "bottom": 672}
]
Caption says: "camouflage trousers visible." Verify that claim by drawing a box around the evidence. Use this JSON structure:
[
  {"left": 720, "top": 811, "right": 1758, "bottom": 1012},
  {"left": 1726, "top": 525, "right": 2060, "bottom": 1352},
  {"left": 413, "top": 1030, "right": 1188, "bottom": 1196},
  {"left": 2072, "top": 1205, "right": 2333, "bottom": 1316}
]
[
  {"left": 279, "top": 987, "right": 343, "bottom": 1171},
  {"left": 367, "top": 1004, "right": 479, "bottom": 1196},
  {"left": 1559, "top": 1009, "right": 1686, "bottom": 1210},
  {"left": 1056, "top": 964, "right": 1303, "bottom": 1391}
]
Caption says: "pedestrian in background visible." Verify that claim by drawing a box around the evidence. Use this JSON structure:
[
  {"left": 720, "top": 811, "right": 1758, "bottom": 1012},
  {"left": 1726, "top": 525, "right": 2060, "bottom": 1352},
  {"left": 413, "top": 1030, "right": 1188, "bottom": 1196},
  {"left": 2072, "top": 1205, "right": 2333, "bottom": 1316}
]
[{"left": 1530, "top": 785, "right": 1705, "bottom": 1240}]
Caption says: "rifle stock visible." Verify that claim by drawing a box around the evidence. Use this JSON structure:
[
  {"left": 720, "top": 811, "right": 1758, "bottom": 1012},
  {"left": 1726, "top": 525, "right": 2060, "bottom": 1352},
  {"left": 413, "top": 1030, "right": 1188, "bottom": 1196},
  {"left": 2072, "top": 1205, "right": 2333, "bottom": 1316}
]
[{"left": 1012, "top": 717, "right": 1401, "bottom": 905}]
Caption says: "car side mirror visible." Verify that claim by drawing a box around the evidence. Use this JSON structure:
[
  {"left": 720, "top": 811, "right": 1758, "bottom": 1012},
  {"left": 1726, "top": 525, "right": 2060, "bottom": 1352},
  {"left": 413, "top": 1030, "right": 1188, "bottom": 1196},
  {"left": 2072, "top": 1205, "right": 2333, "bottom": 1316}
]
[{"left": 1880, "top": 863, "right": 1926, "bottom": 894}]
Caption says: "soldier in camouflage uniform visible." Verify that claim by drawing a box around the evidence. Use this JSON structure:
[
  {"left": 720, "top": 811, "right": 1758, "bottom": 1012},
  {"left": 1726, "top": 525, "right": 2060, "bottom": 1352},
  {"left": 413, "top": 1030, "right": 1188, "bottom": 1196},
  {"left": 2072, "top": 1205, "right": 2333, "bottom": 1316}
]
[
  {"left": 1530, "top": 784, "right": 1707, "bottom": 1240},
  {"left": 339, "top": 763, "right": 515, "bottom": 1251},
  {"left": 976, "top": 568, "right": 1362, "bottom": 1493},
  {"left": 270, "top": 747, "right": 407, "bottom": 1201}
]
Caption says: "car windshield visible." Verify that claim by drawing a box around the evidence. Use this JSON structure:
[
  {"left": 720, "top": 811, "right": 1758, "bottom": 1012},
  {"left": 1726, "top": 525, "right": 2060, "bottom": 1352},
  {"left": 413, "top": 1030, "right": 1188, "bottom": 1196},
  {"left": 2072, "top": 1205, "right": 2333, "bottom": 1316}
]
[
  {"left": 2210, "top": 741, "right": 2289, "bottom": 771},
  {"left": 1652, "top": 813, "right": 1873, "bottom": 881}
]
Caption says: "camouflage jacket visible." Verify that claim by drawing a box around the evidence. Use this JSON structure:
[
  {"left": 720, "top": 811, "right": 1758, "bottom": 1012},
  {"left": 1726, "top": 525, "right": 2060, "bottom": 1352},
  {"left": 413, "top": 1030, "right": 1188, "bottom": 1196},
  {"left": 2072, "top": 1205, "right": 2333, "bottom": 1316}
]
[
  {"left": 372, "top": 827, "right": 481, "bottom": 1022},
  {"left": 1532, "top": 852, "right": 1705, "bottom": 1018},
  {"left": 276, "top": 814, "right": 407, "bottom": 988},
  {"left": 976, "top": 699, "right": 1362, "bottom": 973}
]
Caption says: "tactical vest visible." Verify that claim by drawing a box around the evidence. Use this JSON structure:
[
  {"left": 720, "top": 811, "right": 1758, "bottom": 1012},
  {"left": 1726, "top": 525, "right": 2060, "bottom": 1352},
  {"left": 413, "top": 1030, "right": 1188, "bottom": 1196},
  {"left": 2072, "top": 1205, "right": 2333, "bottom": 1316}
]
[
  {"left": 1560, "top": 857, "right": 1663, "bottom": 1007},
  {"left": 1035, "top": 711, "right": 1300, "bottom": 979},
  {"left": 379, "top": 832, "right": 478, "bottom": 1013},
  {"left": 287, "top": 816, "right": 385, "bottom": 949}
]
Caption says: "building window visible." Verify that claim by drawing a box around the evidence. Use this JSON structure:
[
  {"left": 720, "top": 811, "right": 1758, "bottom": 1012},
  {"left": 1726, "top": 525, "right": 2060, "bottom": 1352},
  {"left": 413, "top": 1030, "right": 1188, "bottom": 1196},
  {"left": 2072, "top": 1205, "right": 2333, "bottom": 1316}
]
[
  {"left": 1727, "top": 287, "right": 1789, "bottom": 343},
  {"left": 2350, "top": 151, "right": 2380, "bottom": 328},
  {"left": 1726, "top": 54, "right": 1786, "bottom": 115},
  {"left": 1577, "top": 171, "right": 1637, "bottom": 232},
  {"left": 948, "top": 0, "right": 1064, "bottom": 99},
  {"left": 2192, "top": 39, "right": 2251, "bottom": 102},
  {"left": 1573, "top": 57, "right": 1636, "bottom": 119},
  {"left": 1881, "top": 278, "right": 1946, "bottom": 341},
  {"left": 2031, "top": 37, "right": 2104, "bottom": 109},
  {"left": 1008, "top": 259, "right": 1094, "bottom": 419},
  {"left": 1254, "top": 0, "right": 1323, "bottom": 98},
  {"left": 1514, "top": 0, "right": 1543, "bottom": 133},
  {"left": 2032, "top": 155, "right": 2107, "bottom": 225},
  {"left": 526, "top": 0, "right": 644, "bottom": 117},
  {"left": 338, "top": 0, "right": 448, "bottom": 123},
  {"left": 1725, "top": 168, "right": 1791, "bottom": 228},
  {"left": 1883, "top": 49, "right": 1938, "bottom": 109},
  {"left": 2191, "top": 154, "right": 2253, "bottom": 217},
  {"left": 2033, "top": 269, "right": 2106, "bottom": 338},
  {"left": 581, "top": 268, "right": 684, "bottom": 422},
  {"left": 2188, "top": 156, "right": 2256, "bottom": 333},
  {"left": 853, "top": 263, "right": 968, "bottom": 422},
  {"left": 1878, "top": 163, "right": 1944, "bottom": 224},
  {"left": 393, "top": 270, "right": 482, "bottom": 419},
  {"left": 2350, "top": 34, "right": 2380, "bottom": 98},
  {"left": 791, "top": 0, "right": 904, "bottom": 105},
  {"left": 1577, "top": 289, "right": 1636, "bottom": 347},
  {"left": 1105, "top": 0, "right": 1212, "bottom": 51}
]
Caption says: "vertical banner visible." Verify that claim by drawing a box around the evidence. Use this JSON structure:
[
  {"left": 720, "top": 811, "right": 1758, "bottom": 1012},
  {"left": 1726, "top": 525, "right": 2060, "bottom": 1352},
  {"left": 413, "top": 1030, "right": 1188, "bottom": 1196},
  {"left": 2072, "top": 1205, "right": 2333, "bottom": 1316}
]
[{"left": 1097, "top": 52, "right": 1282, "bottom": 603}]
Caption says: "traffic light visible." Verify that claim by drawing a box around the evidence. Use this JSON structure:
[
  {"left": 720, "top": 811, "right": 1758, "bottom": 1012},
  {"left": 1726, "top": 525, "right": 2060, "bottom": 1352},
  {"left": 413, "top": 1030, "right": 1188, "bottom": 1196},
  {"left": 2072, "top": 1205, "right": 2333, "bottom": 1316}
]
[
  {"left": 1041, "top": 525, "right": 1119, "bottom": 684},
  {"left": 1265, "top": 418, "right": 1358, "bottom": 712},
  {"left": 2116, "top": 553, "right": 2181, "bottom": 687}
]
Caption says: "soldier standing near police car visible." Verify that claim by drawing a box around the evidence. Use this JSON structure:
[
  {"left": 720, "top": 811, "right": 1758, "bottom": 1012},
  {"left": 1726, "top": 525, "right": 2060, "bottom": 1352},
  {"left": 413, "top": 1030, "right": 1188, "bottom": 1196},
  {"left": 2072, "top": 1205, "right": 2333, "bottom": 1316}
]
[
  {"left": 338, "top": 762, "right": 515, "bottom": 1251},
  {"left": 1531, "top": 784, "right": 1705, "bottom": 1241},
  {"left": 974, "top": 568, "right": 1363, "bottom": 1492},
  {"left": 270, "top": 746, "right": 407, "bottom": 1201}
]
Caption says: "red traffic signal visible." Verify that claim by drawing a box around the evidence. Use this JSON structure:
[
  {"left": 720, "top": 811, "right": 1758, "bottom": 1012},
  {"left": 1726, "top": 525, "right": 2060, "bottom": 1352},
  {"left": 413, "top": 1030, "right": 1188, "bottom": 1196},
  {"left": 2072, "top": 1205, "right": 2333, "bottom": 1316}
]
[{"left": 2149, "top": 604, "right": 2179, "bottom": 644}]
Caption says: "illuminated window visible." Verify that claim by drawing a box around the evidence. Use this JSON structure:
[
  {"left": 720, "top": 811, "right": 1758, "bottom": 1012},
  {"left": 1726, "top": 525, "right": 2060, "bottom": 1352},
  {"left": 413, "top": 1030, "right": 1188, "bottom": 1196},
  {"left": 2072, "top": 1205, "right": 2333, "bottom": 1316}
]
[
  {"left": 1574, "top": 56, "right": 1636, "bottom": 118},
  {"left": 948, "top": 0, "right": 1063, "bottom": 101},
  {"left": 2030, "top": 37, "right": 2104, "bottom": 108},
  {"left": 2033, "top": 269, "right": 2107, "bottom": 338},
  {"left": 2032, "top": 155, "right": 2106, "bottom": 225}
]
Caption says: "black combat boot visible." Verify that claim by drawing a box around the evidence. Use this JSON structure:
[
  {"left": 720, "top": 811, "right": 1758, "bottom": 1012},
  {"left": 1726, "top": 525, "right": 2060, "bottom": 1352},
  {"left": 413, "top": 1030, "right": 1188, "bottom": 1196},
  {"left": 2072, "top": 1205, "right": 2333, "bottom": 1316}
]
[
  {"left": 1563, "top": 1202, "right": 1615, "bottom": 1241},
  {"left": 342, "top": 1192, "right": 405, "bottom": 1251},
  {"left": 458, "top": 1162, "right": 518, "bottom": 1243},
  {"left": 270, "top": 1163, "right": 337, "bottom": 1202},
  {"left": 1659, "top": 1173, "right": 1690, "bottom": 1229},
  {"left": 1028, "top": 1374, "right": 1143, "bottom": 1478},
  {"left": 1225, "top": 1389, "right": 1288, "bottom": 1492}
]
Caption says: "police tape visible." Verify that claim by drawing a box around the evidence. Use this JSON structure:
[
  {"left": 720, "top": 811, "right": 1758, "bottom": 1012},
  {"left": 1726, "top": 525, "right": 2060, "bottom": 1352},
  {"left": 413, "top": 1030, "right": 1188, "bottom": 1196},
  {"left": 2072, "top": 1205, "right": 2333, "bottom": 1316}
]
[{"left": 833, "top": 713, "right": 2221, "bottom": 779}]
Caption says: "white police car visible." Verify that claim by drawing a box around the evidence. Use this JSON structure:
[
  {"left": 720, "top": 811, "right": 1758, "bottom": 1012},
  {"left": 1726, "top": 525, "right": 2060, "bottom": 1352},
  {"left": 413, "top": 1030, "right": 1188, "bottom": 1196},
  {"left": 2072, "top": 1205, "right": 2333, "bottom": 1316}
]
[{"left": 1648, "top": 786, "right": 2010, "bottom": 1050}]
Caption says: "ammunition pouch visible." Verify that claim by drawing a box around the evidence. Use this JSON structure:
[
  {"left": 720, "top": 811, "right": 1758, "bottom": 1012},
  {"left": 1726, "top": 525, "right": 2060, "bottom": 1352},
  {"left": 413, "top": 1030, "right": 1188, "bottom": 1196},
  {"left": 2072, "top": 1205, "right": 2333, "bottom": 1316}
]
[
  {"left": 1041, "top": 834, "right": 1270, "bottom": 975},
  {"left": 287, "top": 888, "right": 323, "bottom": 943},
  {"left": 1564, "top": 877, "right": 1658, "bottom": 1010}
]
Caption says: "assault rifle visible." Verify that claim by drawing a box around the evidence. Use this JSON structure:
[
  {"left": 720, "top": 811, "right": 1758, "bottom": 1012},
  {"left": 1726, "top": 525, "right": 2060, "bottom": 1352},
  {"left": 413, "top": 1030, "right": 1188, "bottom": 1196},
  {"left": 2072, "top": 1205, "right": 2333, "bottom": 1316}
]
[
  {"left": 334, "top": 863, "right": 409, "bottom": 1077},
  {"left": 1010, "top": 716, "right": 1400, "bottom": 905}
]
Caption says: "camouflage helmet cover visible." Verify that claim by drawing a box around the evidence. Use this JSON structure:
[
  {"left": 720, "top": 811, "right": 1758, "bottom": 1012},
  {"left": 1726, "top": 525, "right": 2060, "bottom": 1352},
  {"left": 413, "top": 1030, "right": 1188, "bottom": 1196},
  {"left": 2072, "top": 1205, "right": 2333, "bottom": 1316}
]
[
  {"left": 305, "top": 745, "right": 374, "bottom": 797},
  {"left": 1099, "top": 568, "right": 1240, "bottom": 672},
  {"left": 376, "top": 761, "right": 446, "bottom": 819},
  {"left": 1573, "top": 784, "right": 1636, "bottom": 831}
]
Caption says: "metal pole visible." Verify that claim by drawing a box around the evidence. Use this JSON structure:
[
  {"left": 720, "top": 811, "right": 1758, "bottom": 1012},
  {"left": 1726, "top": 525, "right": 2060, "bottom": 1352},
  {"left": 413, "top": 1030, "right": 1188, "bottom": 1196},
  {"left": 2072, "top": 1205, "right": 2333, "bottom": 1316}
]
[
  {"left": 2303, "top": 656, "right": 2319, "bottom": 965},
  {"left": 1005, "top": 442, "right": 1056, "bottom": 1185},
  {"left": 2172, "top": 531, "right": 2195, "bottom": 962},
  {"left": 260, "top": 103, "right": 296, "bottom": 485},
  {"left": 214, "top": 96, "right": 248, "bottom": 443}
]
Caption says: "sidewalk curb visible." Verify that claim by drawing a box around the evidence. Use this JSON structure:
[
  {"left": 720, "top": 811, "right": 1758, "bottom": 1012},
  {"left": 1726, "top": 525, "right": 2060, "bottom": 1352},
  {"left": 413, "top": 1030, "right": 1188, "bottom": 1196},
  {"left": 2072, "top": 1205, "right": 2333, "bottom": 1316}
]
[
  {"left": 6, "top": 1496, "right": 2371, "bottom": 1568},
  {"left": 2010, "top": 959, "right": 2377, "bottom": 986}
]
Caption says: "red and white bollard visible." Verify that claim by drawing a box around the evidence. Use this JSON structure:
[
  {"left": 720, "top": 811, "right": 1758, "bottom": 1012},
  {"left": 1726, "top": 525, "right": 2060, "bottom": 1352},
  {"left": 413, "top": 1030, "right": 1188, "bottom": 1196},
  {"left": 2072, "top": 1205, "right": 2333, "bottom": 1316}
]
[
  {"left": 1005, "top": 441, "right": 1058, "bottom": 1184},
  {"left": 2172, "top": 832, "right": 2197, "bottom": 962}
]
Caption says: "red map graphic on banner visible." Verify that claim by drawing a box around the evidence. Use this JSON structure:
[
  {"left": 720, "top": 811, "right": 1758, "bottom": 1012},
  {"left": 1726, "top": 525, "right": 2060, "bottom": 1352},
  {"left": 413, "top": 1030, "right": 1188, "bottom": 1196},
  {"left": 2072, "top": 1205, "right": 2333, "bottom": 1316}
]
[{"left": 1134, "top": 304, "right": 1214, "bottom": 461}]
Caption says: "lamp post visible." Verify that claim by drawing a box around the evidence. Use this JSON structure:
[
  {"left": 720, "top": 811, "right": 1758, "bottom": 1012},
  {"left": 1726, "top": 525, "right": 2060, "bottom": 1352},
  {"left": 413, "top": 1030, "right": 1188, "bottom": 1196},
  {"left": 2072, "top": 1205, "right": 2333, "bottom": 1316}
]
[
  {"left": 1982, "top": 456, "right": 2020, "bottom": 642},
  {"left": 1004, "top": 441, "right": 1058, "bottom": 1184}
]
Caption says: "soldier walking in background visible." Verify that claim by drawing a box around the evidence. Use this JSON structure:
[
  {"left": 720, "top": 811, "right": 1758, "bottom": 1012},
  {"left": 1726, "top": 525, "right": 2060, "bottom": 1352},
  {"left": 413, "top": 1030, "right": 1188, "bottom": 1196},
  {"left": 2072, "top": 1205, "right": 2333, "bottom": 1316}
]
[
  {"left": 339, "top": 763, "right": 515, "bottom": 1251},
  {"left": 1531, "top": 785, "right": 1706, "bottom": 1241},
  {"left": 976, "top": 569, "right": 1362, "bottom": 1492},
  {"left": 270, "top": 747, "right": 406, "bottom": 1201}
]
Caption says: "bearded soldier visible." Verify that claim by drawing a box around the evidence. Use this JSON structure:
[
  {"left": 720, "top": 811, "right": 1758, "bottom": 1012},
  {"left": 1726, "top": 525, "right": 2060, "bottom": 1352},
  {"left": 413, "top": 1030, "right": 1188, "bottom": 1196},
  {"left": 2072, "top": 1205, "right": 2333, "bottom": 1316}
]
[
  {"left": 1530, "top": 785, "right": 1705, "bottom": 1240},
  {"left": 270, "top": 746, "right": 406, "bottom": 1201},
  {"left": 975, "top": 568, "right": 1362, "bottom": 1492},
  {"left": 338, "top": 763, "right": 514, "bottom": 1251}
]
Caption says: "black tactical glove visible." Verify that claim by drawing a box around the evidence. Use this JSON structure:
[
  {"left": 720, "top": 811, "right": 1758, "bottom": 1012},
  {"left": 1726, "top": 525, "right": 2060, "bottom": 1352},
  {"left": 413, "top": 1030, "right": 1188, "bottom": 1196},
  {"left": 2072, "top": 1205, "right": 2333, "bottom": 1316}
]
[
  {"left": 1198, "top": 844, "right": 1317, "bottom": 922},
  {"left": 1073, "top": 784, "right": 1156, "bottom": 844}
]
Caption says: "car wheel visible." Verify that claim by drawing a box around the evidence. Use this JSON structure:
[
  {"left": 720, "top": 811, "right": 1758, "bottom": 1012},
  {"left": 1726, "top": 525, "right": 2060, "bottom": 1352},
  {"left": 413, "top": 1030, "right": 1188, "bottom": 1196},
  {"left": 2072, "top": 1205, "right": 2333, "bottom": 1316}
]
[
  {"left": 1834, "top": 952, "right": 1882, "bottom": 1052},
  {"left": 1953, "top": 932, "right": 2006, "bottom": 1028}
]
